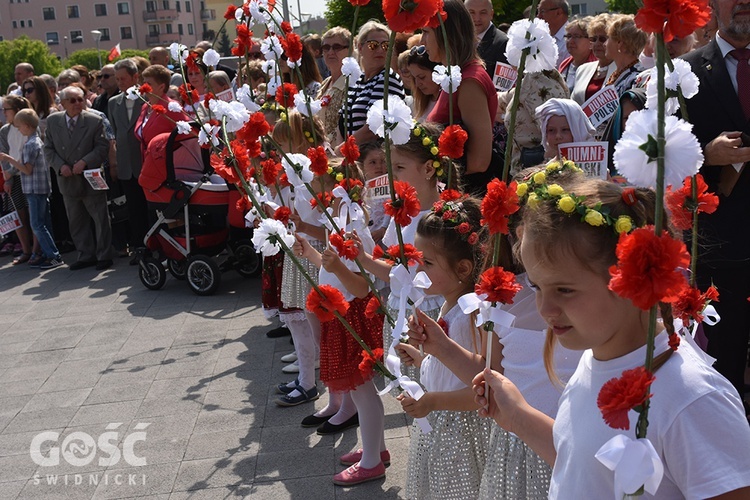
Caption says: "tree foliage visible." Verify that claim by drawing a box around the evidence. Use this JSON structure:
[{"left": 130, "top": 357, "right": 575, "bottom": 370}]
[
  {"left": 604, "top": 0, "right": 640, "bottom": 14},
  {"left": 0, "top": 36, "right": 63, "bottom": 92},
  {"left": 325, "top": 0, "right": 385, "bottom": 35},
  {"left": 65, "top": 49, "right": 110, "bottom": 70},
  {"left": 218, "top": 31, "right": 233, "bottom": 57}
]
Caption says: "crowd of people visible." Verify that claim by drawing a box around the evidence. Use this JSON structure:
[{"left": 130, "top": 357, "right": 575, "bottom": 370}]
[{"left": 1, "top": 0, "right": 750, "bottom": 496}]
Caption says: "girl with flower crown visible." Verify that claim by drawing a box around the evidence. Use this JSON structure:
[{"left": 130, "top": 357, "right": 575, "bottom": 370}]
[
  {"left": 471, "top": 176, "right": 750, "bottom": 498},
  {"left": 395, "top": 196, "right": 494, "bottom": 499},
  {"left": 293, "top": 159, "right": 387, "bottom": 487}
]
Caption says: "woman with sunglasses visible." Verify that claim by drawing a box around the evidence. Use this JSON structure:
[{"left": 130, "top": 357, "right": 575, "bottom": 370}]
[
  {"left": 558, "top": 17, "right": 596, "bottom": 91},
  {"left": 316, "top": 26, "right": 351, "bottom": 145},
  {"left": 21, "top": 77, "right": 55, "bottom": 135},
  {"left": 407, "top": 46, "right": 440, "bottom": 122},
  {"left": 338, "top": 21, "right": 405, "bottom": 147},
  {"left": 570, "top": 13, "right": 616, "bottom": 106}
]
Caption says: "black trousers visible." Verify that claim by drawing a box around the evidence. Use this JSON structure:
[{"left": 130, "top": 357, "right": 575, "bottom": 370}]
[{"left": 121, "top": 176, "right": 149, "bottom": 249}]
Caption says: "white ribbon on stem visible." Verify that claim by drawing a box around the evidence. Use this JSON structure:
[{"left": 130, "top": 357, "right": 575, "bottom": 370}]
[
  {"left": 331, "top": 185, "right": 364, "bottom": 231},
  {"left": 595, "top": 434, "right": 664, "bottom": 499},
  {"left": 458, "top": 292, "right": 516, "bottom": 369}
]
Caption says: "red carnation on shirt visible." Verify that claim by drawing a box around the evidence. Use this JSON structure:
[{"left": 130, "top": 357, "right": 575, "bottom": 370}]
[{"left": 597, "top": 366, "right": 655, "bottom": 430}]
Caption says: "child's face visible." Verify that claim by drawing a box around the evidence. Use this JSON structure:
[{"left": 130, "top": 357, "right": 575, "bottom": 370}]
[
  {"left": 520, "top": 233, "right": 646, "bottom": 361},
  {"left": 15, "top": 121, "right": 34, "bottom": 137},
  {"left": 391, "top": 149, "right": 432, "bottom": 191},
  {"left": 362, "top": 149, "right": 386, "bottom": 180},
  {"left": 415, "top": 234, "right": 469, "bottom": 302},
  {"left": 545, "top": 115, "right": 574, "bottom": 156}
]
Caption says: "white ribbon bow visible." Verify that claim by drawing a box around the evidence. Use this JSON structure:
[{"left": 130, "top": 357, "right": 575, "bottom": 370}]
[
  {"left": 595, "top": 434, "right": 664, "bottom": 499},
  {"left": 331, "top": 185, "right": 364, "bottom": 231},
  {"left": 457, "top": 293, "right": 516, "bottom": 335}
]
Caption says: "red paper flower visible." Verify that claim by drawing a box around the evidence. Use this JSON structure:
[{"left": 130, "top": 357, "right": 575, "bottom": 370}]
[
  {"left": 281, "top": 32, "right": 304, "bottom": 63},
  {"left": 261, "top": 159, "right": 282, "bottom": 187},
  {"left": 139, "top": 83, "right": 153, "bottom": 95},
  {"left": 151, "top": 104, "right": 166, "bottom": 115},
  {"left": 383, "top": 0, "right": 441, "bottom": 32},
  {"left": 307, "top": 146, "right": 329, "bottom": 176},
  {"left": 358, "top": 348, "right": 384, "bottom": 378},
  {"left": 438, "top": 124, "right": 468, "bottom": 159},
  {"left": 668, "top": 332, "right": 681, "bottom": 351},
  {"left": 384, "top": 181, "right": 421, "bottom": 227},
  {"left": 671, "top": 284, "right": 719, "bottom": 324},
  {"left": 608, "top": 227, "right": 691, "bottom": 310},
  {"left": 310, "top": 191, "right": 333, "bottom": 209},
  {"left": 236, "top": 195, "right": 251, "bottom": 213},
  {"left": 439, "top": 189, "right": 462, "bottom": 202},
  {"left": 306, "top": 285, "right": 350, "bottom": 323},
  {"left": 329, "top": 231, "right": 360, "bottom": 260},
  {"left": 275, "top": 83, "right": 298, "bottom": 108},
  {"left": 665, "top": 174, "right": 719, "bottom": 231},
  {"left": 365, "top": 295, "right": 382, "bottom": 319},
  {"left": 274, "top": 206, "right": 291, "bottom": 225},
  {"left": 457, "top": 222, "right": 470, "bottom": 234},
  {"left": 341, "top": 135, "right": 360, "bottom": 165},
  {"left": 481, "top": 179, "right": 520, "bottom": 235},
  {"left": 280, "top": 21, "right": 293, "bottom": 34},
  {"left": 373, "top": 243, "right": 423, "bottom": 266},
  {"left": 224, "top": 5, "right": 237, "bottom": 19},
  {"left": 475, "top": 266, "right": 522, "bottom": 304},
  {"left": 597, "top": 366, "right": 655, "bottom": 430},
  {"left": 237, "top": 112, "right": 271, "bottom": 143},
  {"left": 634, "top": 0, "right": 711, "bottom": 42}
]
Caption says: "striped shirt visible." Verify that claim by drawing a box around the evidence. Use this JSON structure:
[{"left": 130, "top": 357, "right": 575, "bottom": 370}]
[{"left": 341, "top": 68, "right": 405, "bottom": 136}]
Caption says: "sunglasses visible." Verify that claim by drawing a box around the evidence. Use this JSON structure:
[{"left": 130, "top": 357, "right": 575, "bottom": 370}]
[
  {"left": 22, "top": 87, "right": 35, "bottom": 94},
  {"left": 365, "top": 40, "right": 388, "bottom": 51},
  {"left": 409, "top": 45, "right": 427, "bottom": 56},
  {"left": 563, "top": 34, "right": 587, "bottom": 40},
  {"left": 538, "top": 6, "right": 561, "bottom": 15},
  {"left": 97, "top": 74, "right": 112, "bottom": 79},
  {"left": 589, "top": 35, "right": 608, "bottom": 43},
  {"left": 322, "top": 43, "right": 348, "bottom": 52},
  {"left": 66, "top": 97, "right": 84, "bottom": 103}
]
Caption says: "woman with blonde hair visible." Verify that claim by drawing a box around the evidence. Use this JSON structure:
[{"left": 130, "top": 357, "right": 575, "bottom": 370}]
[{"left": 603, "top": 14, "right": 648, "bottom": 96}]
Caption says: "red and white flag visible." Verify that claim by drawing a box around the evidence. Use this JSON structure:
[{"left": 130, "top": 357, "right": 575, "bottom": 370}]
[{"left": 108, "top": 43, "right": 121, "bottom": 62}]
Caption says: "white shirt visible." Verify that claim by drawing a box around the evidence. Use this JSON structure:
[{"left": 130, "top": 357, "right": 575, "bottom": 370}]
[
  {"left": 476, "top": 23, "right": 492, "bottom": 45},
  {"left": 554, "top": 24, "right": 570, "bottom": 67},
  {"left": 421, "top": 303, "right": 476, "bottom": 393}
]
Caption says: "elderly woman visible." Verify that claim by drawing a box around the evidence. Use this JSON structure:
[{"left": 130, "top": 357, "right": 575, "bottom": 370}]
[
  {"left": 423, "top": 0, "right": 498, "bottom": 194},
  {"left": 603, "top": 14, "right": 648, "bottom": 97},
  {"left": 570, "top": 13, "right": 616, "bottom": 105},
  {"left": 407, "top": 46, "right": 440, "bottom": 122},
  {"left": 339, "top": 21, "right": 404, "bottom": 146},
  {"left": 558, "top": 16, "right": 596, "bottom": 91},
  {"left": 135, "top": 65, "right": 189, "bottom": 154},
  {"left": 207, "top": 71, "right": 232, "bottom": 95},
  {"left": 315, "top": 27, "right": 351, "bottom": 145}
]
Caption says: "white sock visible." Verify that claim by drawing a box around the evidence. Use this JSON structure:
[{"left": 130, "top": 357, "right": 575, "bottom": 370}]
[
  {"left": 350, "top": 381, "right": 385, "bottom": 469},
  {"left": 327, "top": 391, "right": 357, "bottom": 425},
  {"left": 283, "top": 315, "right": 316, "bottom": 391}
]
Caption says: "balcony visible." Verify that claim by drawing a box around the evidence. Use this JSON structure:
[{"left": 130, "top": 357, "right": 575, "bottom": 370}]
[
  {"left": 200, "top": 8, "right": 216, "bottom": 20},
  {"left": 143, "top": 8, "right": 178, "bottom": 22},
  {"left": 145, "top": 33, "right": 181, "bottom": 46}
]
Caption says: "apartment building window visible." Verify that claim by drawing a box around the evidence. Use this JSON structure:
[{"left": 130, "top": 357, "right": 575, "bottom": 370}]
[
  {"left": 20, "top": 20, "right": 25, "bottom": 27},
  {"left": 11, "top": 20, "right": 16, "bottom": 28},
  {"left": 42, "top": 7, "right": 55, "bottom": 20},
  {"left": 165, "top": 24, "right": 173, "bottom": 34},
  {"left": 94, "top": 3, "right": 107, "bottom": 15},
  {"left": 178, "top": 23, "right": 183, "bottom": 35},
  {"left": 70, "top": 29, "right": 83, "bottom": 42},
  {"left": 162, "top": 0, "right": 168, "bottom": 9},
  {"left": 117, "top": 2, "right": 129, "bottom": 14},
  {"left": 185, "top": 1, "right": 190, "bottom": 12},
  {"left": 120, "top": 26, "right": 132, "bottom": 39},
  {"left": 46, "top": 32, "right": 59, "bottom": 44},
  {"left": 146, "top": 1, "right": 156, "bottom": 12},
  {"left": 570, "top": 3, "right": 588, "bottom": 15},
  {"left": 67, "top": 5, "right": 79, "bottom": 18},
  {"left": 98, "top": 27, "right": 110, "bottom": 40},
  {"left": 175, "top": 1, "right": 180, "bottom": 12},
  {"left": 187, "top": 23, "right": 193, "bottom": 34},
  {"left": 28, "top": 19, "right": 33, "bottom": 27},
  {"left": 148, "top": 24, "right": 159, "bottom": 35}
]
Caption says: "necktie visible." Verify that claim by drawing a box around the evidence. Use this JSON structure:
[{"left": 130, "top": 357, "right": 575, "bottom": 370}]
[
  {"left": 68, "top": 117, "right": 76, "bottom": 134},
  {"left": 730, "top": 48, "right": 750, "bottom": 120}
]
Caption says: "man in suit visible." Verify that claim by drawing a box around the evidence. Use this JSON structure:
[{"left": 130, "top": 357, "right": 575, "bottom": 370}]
[
  {"left": 465, "top": 0, "right": 509, "bottom": 82},
  {"left": 109, "top": 58, "right": 148, "bottom": 261},
  {"left": 537, "top": 0, "right": 570, "bottom": 66},
  {"left": 92, "top": 64, "right": 119, "bottom": 117},
  {"left": 44, "top": 86, "right": 113, "bottom": 271},
  {"left": 682, "top": 0, "right": 750, "bottom": 411}
]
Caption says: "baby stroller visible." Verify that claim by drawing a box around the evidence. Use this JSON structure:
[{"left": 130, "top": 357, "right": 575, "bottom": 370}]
[{"left": 137, "top": 126, "right": 260, "bottom": 295}]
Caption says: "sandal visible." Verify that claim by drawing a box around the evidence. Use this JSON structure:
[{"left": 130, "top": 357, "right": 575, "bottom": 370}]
[
  {"left": 28, "top": 253, "right": 45, "bottom": 267},
  {"left": 12, "top": 253, "right": 31, "bottom": 265}
]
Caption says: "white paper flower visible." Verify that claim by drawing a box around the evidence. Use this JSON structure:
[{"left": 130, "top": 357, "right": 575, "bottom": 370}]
[
  {"left": 202, "top": 48, "right": 221, "bottom": 68},
  {"left": 125, "top": 85, "right": 141, "bottom": 101},
  {"left": 266, "top": 10, "right": 283, "bottom": 33},
  {"left": 265, "top": 74, "right": 283, "bottom": 96},
  {"left": 367, "top": 96, "right": 414, "bottom": 145},
  {"left": 251, "top": 218, "right": 295, "bottom": 257},
  {"left": 341, "top": 57, "right": 363, "bottom": 88},
  {"left": 282, "top": 153, "right": 314, "bottom": 188},
  {"left": 167, "top": 101, "right": 183, "bottom": 113},
  {"left": 505, "top": 18, "right": 559, "bottom": 74},
  {"left": 261, "top": 35, "right": 283, "bottom": 61},
  {"left": 208, "top": 99, "right": 250, "bottom": 133},
  {"left": 645, "top": 59, "right": 700, "bottom": 115},
  {"left": 432, "top": 65, "right": 462, "bottom": 93},
  {"left": 613, "top": 109, "right": 703, "bottom": 189},
  {"left": 236, "top": 84, "right": 261, "bottom": 112},
  {"left": 198, "top": 122, "right": 220, "bottom": 147},
  {"left": 169, "top": 43, "right": 189, "bottom": 64},
  {"left": 293, "top": 92, "right": 322, "bottom": 117},
  {"left": 175, "top": 121, "right": 193, "bottom": 135}
]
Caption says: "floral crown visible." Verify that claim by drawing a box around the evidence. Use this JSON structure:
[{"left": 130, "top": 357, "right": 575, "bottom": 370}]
[
  {"left": 431, "top": 194, "right": 480, "bottom": 245},
  {"left": 516, "top": 161, "right": 637, "bottom": 234},
  {"left": 412, "top": 123, "right": 445, "bottom": 180}
]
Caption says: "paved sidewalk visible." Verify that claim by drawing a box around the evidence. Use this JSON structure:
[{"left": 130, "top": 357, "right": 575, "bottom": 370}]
[{"left": 0, "top": 253, "right": 411, "bottom": 499}]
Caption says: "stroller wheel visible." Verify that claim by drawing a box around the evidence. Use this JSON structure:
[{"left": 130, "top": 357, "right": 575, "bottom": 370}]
[
  {"left": 186, "top": 255, "right": 221, "bottom": 296},
  {"left": 234, "top": 241, "right": 261, "bottom": 278},
  {"left": 139, "top": 256, "right": 167, "bottom": 290},
  {"left": 167, "top": 258, "right": 188, "bottom": 280}
]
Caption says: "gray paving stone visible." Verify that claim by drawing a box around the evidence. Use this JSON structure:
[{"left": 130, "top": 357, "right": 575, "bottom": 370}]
[
  {"left": 169, "top": 486, "right": 246, "bottom": 499},
  {"left": 70, "top": 401, "right": 142, "bottom": 427},
  {"left": 172, "top": 454, "right": 256, "bottom": 492},
  {"left": 0, "top": 453, "right": 40, "bottom": 483},
  {"left": 3, "top": 407, "right": 78, "bottom": 434},
  {"left": 254, "top": 447, "right": 334, "bottom": 482},
  {"left": 183, "top": 429, "right": 261, "bottom": 461},
  {"left": 85, "top": 381, "right": 152, "bottom": 406},
  {"left": 0, "top": 428, "right": 64, "bottom": 458},
  {"left": 23, "top": 388, "right": 93, "bottom": 412},
  {"left": 135, "top": 396, "right": 204, "bottom": 420},
  {"left": 0, "top": 479, "right": 26, "bottom": 500},
  {"left": 192, "top": 409, "right": 262, "bottom": 436},
  {"left": 248, "top": 475, "right": 335, "bottom": 500},
  {"left": 144, "top": 377, "right": 207, "bottom": 401},
  {"left": 92, "top": 462, "right": 180, "bottom": 499},
  {"left": 17, "top": 472, "right": 104, "bottom": 500}
]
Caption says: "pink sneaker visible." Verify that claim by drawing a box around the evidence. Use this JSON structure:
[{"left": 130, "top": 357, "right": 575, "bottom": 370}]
[
  {"left": 332, "top": 461, "right": 386, "bottom": 486},
  {"left": 339, "top": 449, "right": 391, "bottom": 467}
]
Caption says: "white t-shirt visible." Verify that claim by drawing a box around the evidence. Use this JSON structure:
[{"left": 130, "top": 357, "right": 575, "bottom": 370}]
[{"left": 550, "top": 332, "right": 750, "bottom": 499}]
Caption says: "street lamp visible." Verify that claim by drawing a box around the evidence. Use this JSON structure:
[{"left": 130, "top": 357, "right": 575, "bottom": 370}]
[
  {"left": 63, "top": 35, "right": 69, "bottom": 58},
  {"left": 91, "top": 30, "right": 102, "bottom": 69},
  {"left": 300, "top": 12, "right": 311, "bottom": 33}
]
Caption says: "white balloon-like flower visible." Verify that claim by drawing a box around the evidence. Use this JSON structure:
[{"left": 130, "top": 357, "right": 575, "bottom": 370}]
[
  {"left": 125, "top": 85, "right": 141, "bottom": 101},
  {"left": 293, "top": 92, "right": 322, "bottom": 117},
  {"left": 261, "top": 35, "right": 283, "bottom": 61},
  {"left": 198, "top": 122, "right": 220, "bottom": 147},
  {"left": 202, "top": 48, "right": 221, "bottom": 68},
  {"left": 432, "top": 65, "right": 462, "bottom": 93},
  {"left": 282, "top": 153, "right": 314, "bottom": 189},
  {"left": 236, "top": 84, "right": 261, "bottom": 112},
  {"left": 169, "top": 43, "right": 189, "bottom": 64},
  {"left": 168, "top": 101, "right": 183, "bottom": 113},
  {"left": 175, "top": 121, "right": 193, "bottom": 135},
  {"left": 208, "top": 99, "right": 250, "bottom": 133},
  {"left": 251, "top": 218, "right": 295, "bottom": 257},
  {"left": 341, "top": 57, "right": 363, "bottom": 88},
  {"left": 265, "top": 74, "right": 283, "bottom": 96},
  {"left": 645, "top": 59, "right": 700, "bottom": 115},
  {"left": 505, "top": 18, "right": 559, "bottom": 73},
  {"left": 613, "top": 109, "right": 703, "bottom": 189},
  {"left": 367, "top": 96, "right": 414, "bottom": 145}
]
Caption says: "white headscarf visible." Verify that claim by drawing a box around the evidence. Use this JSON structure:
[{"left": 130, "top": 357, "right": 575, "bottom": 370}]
[{"left": 535, "top": 98, "right": 595, "bottom": 150}]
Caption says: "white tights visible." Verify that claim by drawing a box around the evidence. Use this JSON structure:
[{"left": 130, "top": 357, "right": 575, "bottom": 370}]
[
  {"left": 281, "top": 312, "right": 320, "bottom": 395},
  {"left": 350, "top": 380, "right": 386, "bottom": 469}
]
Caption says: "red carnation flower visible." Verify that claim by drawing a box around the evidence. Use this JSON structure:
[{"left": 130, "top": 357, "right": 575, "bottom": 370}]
[
  {"left": 280, "top": 21, "right": 293, "bottom": 34},
  {"left": 279, "top": 173, "right": 291, "bottom": 188},
  {"left": 281, "top": 32, "right": 304, "bottom": 63},
  {"left": 261, "top": 159, "right": 282, "bottom": 187},
  {"left": 307, "top": 146, "right": 329, "bottom": 176},
  {"left": 365, "top": 295, "right": 382, "bottom": 319},
  {"left": 246, "top": 139, "right": 261, "bottom": 159},
  {"left": 341, "top": 135, "right": 360, "bottom": 165},
  {"left": 224, "top": 5, "right": 237, "bottom": 19},
  {"left": 668, "top": 332, "right": 681, "bottom": 351},
  {"left": 275, "top": 83, "right": 298, "bottom": 108},
  {"left": 597, "top": 366, "right": 655, "bottom": 430},
  {"left": 634, "top": 0, "right": 711, "bottom": 43},
  {"left": 375, "top": 243, "right": 423, "bottom": 266},
  {"left": 437, "top": 317, "right": 449, "bottom": 337},
  {"left": 236, "top": 195, "right": 251, "bottom": 213},
  {"left": 671, "top": 284, "right": 719, "bottom": 324},
  {"left": 358, "top": 348, "right": 384, "bottom": 378},
  {"left": 310, "top": 191, "right": 333, "bottom": 209},
  {"left": 383, "top": 0, "right": 441, "bottom": 32},
  {"left": 139, "top": 83, "right": 153, "bottom": 95},
  {"left": 481, "top": 179, "right": 520, "bottom": 235},
  {"left": 237, "top": 112, "right": 271, "bottom": 143},
  {"left": 384, "top": 181, "right": 421, "bottom": 227},
  {"left": 438, "top": 124, "right": 468, "bottom": 159},
  {"left": 274, "top": 206, "right": 291, "bottom": 225},
  {"left": 608, "top": 227, "right": 691, "bottom": 310},
  {"left": 372, "top": 245, "right": 384, "bottom": 260},
  {"left": 151, "top": 104, "right": 166, "bottom": 115},
  {"left": 213, "top": 162, "right": 240, "bottom": 185},
  {"left": 306, "top": 285, "right": 350, "bottom": 323},
  {"left": 329, "top": 231, "right": 360, "bottom": 260},
  {"left": 475, "top": 266, "right": 522, "bottom": 304},
  {"left": 426, "top": 2, "right": 447, "bottom": 28},
  {"left": 440, "top": 189, "right": 463, "bottom": 202},
  {"left": 665, "top": 174, "right": 719, "bottom": 231}
]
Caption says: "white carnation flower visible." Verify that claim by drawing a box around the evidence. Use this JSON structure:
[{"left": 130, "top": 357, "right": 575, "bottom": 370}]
[
  {"left": 261, "top": 35, "right": 283, "bottom": 61},
  {"left": 125, "top": 85, "right": 141, "bottom": 100},
  {"left": 251, "top": 218, "right": 295, "bottom": 257},
  {"left": 169, "top": 43, "right": 189, "bottom": 64},
  {"left": 505, "top": 18, "right": 558, "bottom": 73},
  {"left": 208, "top": 99, "right": 250, "bottom": 133},
  {"left": 432, "top": 65, "right": 462, "bottom": 93},
  {"left": 341, "top": 57, "right": 363, "bottom": 88},
  {"left": 168, "top": 101, "right": 183, "bottom": 113},
  {"left": 282, "top": 153, "right": 314, "bottom": 188},
  {"left": 266, "top": 74, "right": 282, "bottom": 96},
  {"left": 293, "top": 91, "right": 322, "bottom": 117},
  {"left": 175, "top": 121, "right": 193, "bottom": 135},
  {"left": 367, "top": 96, "right": 414, "bottom": 145},
  {"left": 202, "top": 48, "right": 221, "bottom": 68},
  {"left": 236, "top": 84, "right": 261, "bottom": 112},
  {"left": 645, "top": 59, "right": 700, "bottom": 115},
  {"left": 198, "top": 122, "right": 220, "bottom": 147},
  {"left": 613, "top": 109, "right": 703, "bottom": 189}
]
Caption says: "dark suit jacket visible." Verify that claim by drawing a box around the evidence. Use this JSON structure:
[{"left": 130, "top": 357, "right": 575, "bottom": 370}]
[
  {"left": 108, "top": 93, "right": 144, "bottom": 180},
  {"left": 44, "top": 110, "right": 108, "bottom": 198},
  {"left": 683, "top": 39, "right": 750, "bottom": 265},
  {"left": 478, "top": 24, "right": 509, "bottom": 81}
]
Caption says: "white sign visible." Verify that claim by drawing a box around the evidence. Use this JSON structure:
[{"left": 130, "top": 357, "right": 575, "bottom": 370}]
[
  {"left": 84, "top": 169, "right": 109, "bottom": 190},
  {"left": 215, "top": 88, "right": 235, "bottom": 103},
  {"left": 493, "top": 63, "right": 518, "bottom": 92},
  {"left": 0, "top": 211, "right": 21, "bottom": 235},
  {"left": 581, "top": 86, "right": 619, "bottom": 128},
  {"left": 558, "top": 141, "right": 609, "bottom": 180},
  {"left": 365, "top": 174, "right": 390, "bottom": 203}
]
